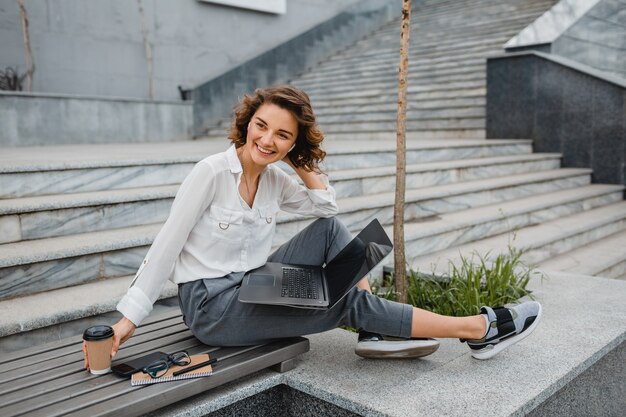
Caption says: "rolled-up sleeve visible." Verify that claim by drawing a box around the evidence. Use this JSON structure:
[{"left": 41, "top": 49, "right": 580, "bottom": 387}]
[
  {"left": 116, "top": 161, "right": 216, "bottom": 326},
  {"left": 278, "top": 168, "right": 338, "bottom": 217}
]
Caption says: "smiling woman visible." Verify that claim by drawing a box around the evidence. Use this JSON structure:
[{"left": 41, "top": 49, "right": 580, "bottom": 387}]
[{"left": 84, "top": 85, "right": 542, "bottom": 371}]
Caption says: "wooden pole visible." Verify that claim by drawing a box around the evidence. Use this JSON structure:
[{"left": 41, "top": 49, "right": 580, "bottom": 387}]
[
  {"left": 17, "top": 0, "right": 34, "bottom": 91},
  {"left": 394, "top": 0, "right": 411, "bottom": 304}
]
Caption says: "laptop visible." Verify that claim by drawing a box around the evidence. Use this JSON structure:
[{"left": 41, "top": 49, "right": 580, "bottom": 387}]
[{"left": 238, "top": 219, "right": 393, "bottom": 309}]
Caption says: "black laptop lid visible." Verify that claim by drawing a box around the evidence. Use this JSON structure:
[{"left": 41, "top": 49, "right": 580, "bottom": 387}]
[{"left": 324, "top": 219, "right": 393, "bottom": 305}]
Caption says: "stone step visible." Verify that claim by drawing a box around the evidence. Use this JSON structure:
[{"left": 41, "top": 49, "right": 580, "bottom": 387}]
[
  {"left": 320, "top": 117, "right": 485, "bottom": 134},
  {"left": 0, "top": 154, "right": 560, "bottom": 243},
  {"left": 295, "top": 57, "right": 486, "bottom": 83},
  {"left": 0, "top": 139, "right": 529, "bottom": 201},
  {"left": 0, "top": 276, "right": 180, "bottom": 352},
  {"left": 332, "top": 8, "right": 551, "bottom": 58},
  {"left": 313, "top": 96, "right": 486, "bottom": 115},
  {"left": 397, "top": 185, "right": 624, "bottom": 266},
  {"left": 313, "top": 46, "right": 497, "bottom": 75},
  {"left": 0, "top": 154, "right": 561, "bottom": 243},
  {"left": 330, "top": 153, "right": 562, "bottom": 198},
  {"left": 321, "top": 139, "right": 533, "bottom": 169},
  {"left": 0, "top": 185, "right": 178, "bottom": 243},
  {"left": 293, "top": 64, "right": 485, "bottom": 90},
  {"left": 408, "top": 200, "right": 626, "bottom": 275},
  {"left": 0, "top": 168, "right": 589, "bottom": 300},
  {"left": 282, "top": 168, "right": 591, "bottom": 244},
  {"left": 538, "top": 229, "right": 626, "bottom": 279},
  {"left": 298, "top": 72, "right": 485, "bottom": 96},
  {"left": 305, "top": 79, "right": 486, "bottom": 102},
  {"left": 0, "top": 140, "right": 225, "bottom": 198},
  {"left": 309, "top": 88, "right": 486, "bottom": 107},
  {"left": 316, "top": 106, "right": 485, "bottom": 125},
  {"left": 1, "top": 183, "right": 617, "bottom": 343},
  {"left": 322, "top": 8, "right": 555, "bottom": 60},
  {"left": 0, "top": 274, "right": 177, "bottom": 339}
]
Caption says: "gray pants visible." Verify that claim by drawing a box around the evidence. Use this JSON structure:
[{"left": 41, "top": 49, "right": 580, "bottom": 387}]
[{"left": 178, "top": 217, "right": 413, "bottom": 346}]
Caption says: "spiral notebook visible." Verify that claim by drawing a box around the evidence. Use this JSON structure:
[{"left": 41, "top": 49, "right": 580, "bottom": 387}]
[{"left": 131, "top": 353, "right": 213, "bottom": 386}]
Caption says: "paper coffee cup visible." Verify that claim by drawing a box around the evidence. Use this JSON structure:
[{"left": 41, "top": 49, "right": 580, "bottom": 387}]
[{"left": 83, "top": 325, "right": 114, "bottom": 375}]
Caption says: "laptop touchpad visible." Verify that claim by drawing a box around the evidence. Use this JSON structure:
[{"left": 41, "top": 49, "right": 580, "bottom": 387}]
[{"left": 248, "top": 274, "right": 276, "bottom": 286}]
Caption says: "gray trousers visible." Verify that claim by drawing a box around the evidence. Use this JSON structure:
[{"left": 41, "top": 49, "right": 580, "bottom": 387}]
[{"left": 178, "top": 217, "right": 413, "bottom": 346}]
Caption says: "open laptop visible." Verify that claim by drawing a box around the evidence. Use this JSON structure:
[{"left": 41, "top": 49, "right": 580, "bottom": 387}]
[{"left": 238, "top": 219, "right": 392, "bottom": 309}]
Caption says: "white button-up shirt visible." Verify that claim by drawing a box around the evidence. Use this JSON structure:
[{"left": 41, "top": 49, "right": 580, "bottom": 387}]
[{"left": 116, "top": 144, "right": 338, "bottom": 326}]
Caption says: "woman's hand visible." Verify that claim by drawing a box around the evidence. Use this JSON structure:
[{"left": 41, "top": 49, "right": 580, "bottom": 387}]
[
  {"left": 82, "top": 316, "right": 137, "bottom": 370},
  {"left": 282, "top": 154, "right": 326, "bottom": 190}
]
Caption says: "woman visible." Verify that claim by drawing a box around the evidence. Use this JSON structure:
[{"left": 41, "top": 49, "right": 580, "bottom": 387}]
[{"left": 83, "top": 85, "right": 541, "bottom": 368}]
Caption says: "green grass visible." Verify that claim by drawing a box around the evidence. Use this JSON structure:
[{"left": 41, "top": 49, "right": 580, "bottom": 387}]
[{"left": 374, "top": 246, "right": 543, "bottom": 317}]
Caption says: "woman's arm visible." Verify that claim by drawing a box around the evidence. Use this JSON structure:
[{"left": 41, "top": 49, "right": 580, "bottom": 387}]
[
  {"left": 116, "top": 160, "right": 217, "bottom": 327},
  {"left": 278, "top": 156, "right": 338, "bottom": 217}
]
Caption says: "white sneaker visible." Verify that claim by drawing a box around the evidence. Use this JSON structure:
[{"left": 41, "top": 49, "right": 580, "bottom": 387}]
[{"left": 355, "top": 331, "right": 440, "bottom": 359}]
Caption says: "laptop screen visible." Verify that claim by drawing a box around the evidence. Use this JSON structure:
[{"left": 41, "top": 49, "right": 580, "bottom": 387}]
[{"left": 324, "top": 219, "right": 393, "bottom": 304}]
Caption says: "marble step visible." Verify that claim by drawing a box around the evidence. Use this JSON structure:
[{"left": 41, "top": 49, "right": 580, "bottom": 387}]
[
  {"left": 1, "top": 183, "right": 614, "bottom": 341},
  {"left": 0, "top": 275, "right": 180, "bottom": 351},
  {"left": 0, "top": 139, "right": 530, "bottom": 200},
  {"left": 0, "top": 168, "right": 590, "bottom": 300},
  {"left": 303, "top": 51, "right": 490, "bottom": 79},
  {"left": 0, "top": 185, "right": 178, "bottom": 243},
  {"left": 316, "top": 106, "right": 485, "bottom": 125},
  {"left": 313, "top": 97, "right": 486, "bottom": 116},
  {"left": 0, "top": 153, "right": 561, "bottom": 243},
  {"left": 407, "top": 200, "right": 626, "bottom": 276},
  {"left": 309, "top": 88, "right": 486, "bottom": 107},
  {"left": 0, "top": 140, "right": 226, "bottom": 198},
  {"left": 299, "top": 71, "right": 485, "bottom": 96},
  {"left": 275, "top": 168, "right": 592, "bottom": 244},
  {"left": 320, "top": 116, "right": 485, "bottom": 134},
  {"left": 321, "top": 138, "right": 533, "bottom": 170},
  {"left": 312, "top": 48, "right": 495, "bottom": 76},
  {"left": 325, "top": 10, "right": 550, "bottom": 63},
  {"left": 538, "top": 229, "right": 626, "bottom": 280},
  {"left": 293, "top": 64, "right": 485, "bottom": 90},
  {"left": 294, "top": 57, "right": 486, "bottom": 83},
  {"left": 391, "top": 184, "right": 625, "bottom": 270},
  {"left": 346, "top": 6, "right": 550, "bottom": 50},
  {"left": 305, "top": 79, "right": 486, "bottom": 102}
]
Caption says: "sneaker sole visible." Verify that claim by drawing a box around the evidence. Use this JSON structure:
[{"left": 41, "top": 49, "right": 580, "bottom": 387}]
[
  {"left": 470, "top": 303, "right": 543, "bottom": 360},
  {"left": 355, "top": 339, "right": 440, "bottom": 359}
]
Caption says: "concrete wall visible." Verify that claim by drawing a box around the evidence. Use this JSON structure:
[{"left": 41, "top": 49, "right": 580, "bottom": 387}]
[
  {"left": 0, "top": 91, "right": 193, "bottom": 146},
  {"left": 192, "top": 0, "right": 400, "bottom": 136},
  {"left": 0, "top": 0, "right": 359, "bottom": 101},
  {"left": 486, "top": 51, "right": 626, "bottom": 186}
]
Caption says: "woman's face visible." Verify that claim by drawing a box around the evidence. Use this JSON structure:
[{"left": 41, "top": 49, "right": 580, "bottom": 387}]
[{"left": 243, "top": 103, "right": 298, "bottom": 168}]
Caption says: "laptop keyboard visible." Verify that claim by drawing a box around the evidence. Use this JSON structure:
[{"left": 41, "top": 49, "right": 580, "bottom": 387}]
[{"left": 281, "top": 268, "right": 319, "bottom": 299}]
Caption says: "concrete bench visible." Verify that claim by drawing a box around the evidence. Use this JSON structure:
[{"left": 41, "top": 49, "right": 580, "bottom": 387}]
[{"left": 0, "top": 309, "right": 309, "bottom": 417}]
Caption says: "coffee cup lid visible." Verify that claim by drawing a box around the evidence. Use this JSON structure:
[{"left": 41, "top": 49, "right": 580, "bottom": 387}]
[{"left": 83, "top": 325, "right": 114, "bottom": 341}]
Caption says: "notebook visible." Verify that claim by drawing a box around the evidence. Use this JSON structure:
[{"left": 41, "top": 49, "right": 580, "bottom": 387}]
[
  {"left": 238, "top": 218, "right": 392, "bottom": 309},
  {"left": 131, "top": 353, "right": 213, "bottom": 386}
]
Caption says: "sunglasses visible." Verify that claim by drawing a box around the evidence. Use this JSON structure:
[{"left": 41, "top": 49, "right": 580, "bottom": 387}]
[{"left": 142, "top": 351, "right": 191, "bottom": 378}]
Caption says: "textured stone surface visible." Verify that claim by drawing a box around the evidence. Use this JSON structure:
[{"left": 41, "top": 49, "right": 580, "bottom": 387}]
[
  {"left": 145, "top": 271, "right": 626, "bottom": 417},
  {"left": 487, "top": 51, "right": 626, "bottom": 185}
]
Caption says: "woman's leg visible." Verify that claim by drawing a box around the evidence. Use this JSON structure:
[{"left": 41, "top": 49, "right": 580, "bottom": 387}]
[
  {"left": 411, "top": 308, "right": 486, "bottom": 340},
  {"left": 267, "top": 216, "right": 352, "bottom": 266}
]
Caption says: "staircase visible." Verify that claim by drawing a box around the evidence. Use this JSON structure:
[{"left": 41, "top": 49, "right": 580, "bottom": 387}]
[{"left": 2, "top": 0, "right": 625, "bottom": 351}]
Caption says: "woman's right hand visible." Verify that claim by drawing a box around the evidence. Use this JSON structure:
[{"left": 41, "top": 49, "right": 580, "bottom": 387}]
[{"left": 82, "top": 316, "right": 137, "bottom": 370}]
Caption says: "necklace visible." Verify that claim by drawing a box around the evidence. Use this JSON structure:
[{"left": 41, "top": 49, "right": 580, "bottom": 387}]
[{"left": 241, "top": 170, "right": 252, "bottom": 200}]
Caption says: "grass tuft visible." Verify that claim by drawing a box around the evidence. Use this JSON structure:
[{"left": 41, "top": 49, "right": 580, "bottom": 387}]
[{"left": 375, "top": 246, "right": 544, "bottom": 317}]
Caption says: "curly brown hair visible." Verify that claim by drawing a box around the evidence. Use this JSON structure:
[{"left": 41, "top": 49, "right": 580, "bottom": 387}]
[{"left": 228, "top": 85, "right": 326, "bottom": 172}]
